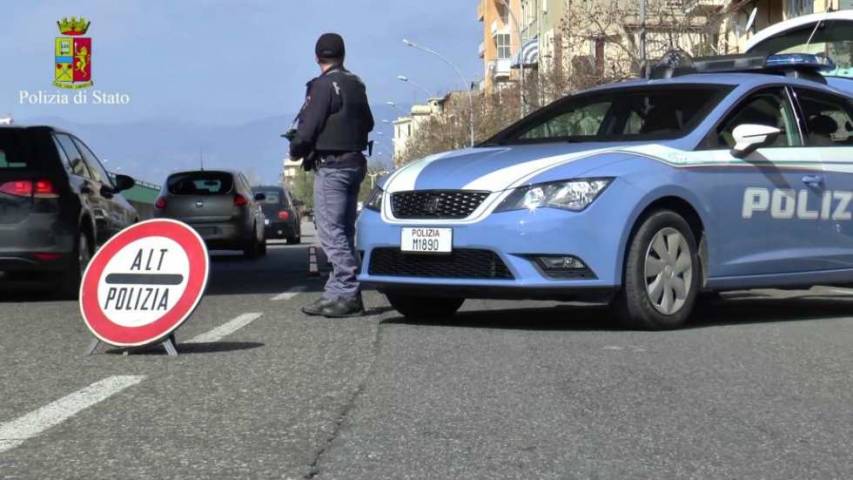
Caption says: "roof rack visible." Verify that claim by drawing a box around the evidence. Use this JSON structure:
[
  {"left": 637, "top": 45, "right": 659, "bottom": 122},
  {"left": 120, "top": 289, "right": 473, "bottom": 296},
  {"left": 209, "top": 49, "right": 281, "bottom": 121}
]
[{"left": 648, "top": 52, "right": 835, "bottom": 83}]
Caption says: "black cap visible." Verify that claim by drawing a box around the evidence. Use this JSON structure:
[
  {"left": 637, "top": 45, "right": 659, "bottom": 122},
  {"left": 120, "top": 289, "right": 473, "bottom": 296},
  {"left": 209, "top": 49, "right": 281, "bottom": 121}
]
[{"left": 315, "top": 33, "right": 345, "bottom": 59}]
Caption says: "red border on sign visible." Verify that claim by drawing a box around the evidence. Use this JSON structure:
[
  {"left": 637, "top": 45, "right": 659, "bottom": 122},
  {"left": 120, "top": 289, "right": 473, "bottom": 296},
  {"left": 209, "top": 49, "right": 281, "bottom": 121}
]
[{"left": 80, "top": 219, "right": 209, "bottom": 347}]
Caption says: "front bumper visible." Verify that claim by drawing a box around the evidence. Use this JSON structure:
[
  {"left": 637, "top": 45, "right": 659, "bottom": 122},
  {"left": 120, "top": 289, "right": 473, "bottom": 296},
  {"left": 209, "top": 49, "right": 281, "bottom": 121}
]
[{"left": 356, "top": 200, "right": 629, "bottom": 299}]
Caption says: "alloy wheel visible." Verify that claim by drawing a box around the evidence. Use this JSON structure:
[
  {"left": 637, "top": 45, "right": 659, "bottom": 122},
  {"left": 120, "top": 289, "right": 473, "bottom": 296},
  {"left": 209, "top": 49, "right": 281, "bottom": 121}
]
[{"left": 643, "top": 227, "right": 693, "bottom": 315}]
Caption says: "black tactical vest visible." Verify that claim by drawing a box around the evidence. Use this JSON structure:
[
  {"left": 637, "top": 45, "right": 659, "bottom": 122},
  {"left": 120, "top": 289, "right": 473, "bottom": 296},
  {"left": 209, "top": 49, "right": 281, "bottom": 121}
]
[{"left": 315, "top": 69, "right": 371, "bottom": 153}]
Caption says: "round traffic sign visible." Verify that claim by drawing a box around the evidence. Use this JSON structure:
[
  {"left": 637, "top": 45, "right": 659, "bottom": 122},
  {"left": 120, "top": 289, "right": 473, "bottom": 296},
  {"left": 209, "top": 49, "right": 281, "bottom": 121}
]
[{"left": 80, "top": 219, "right": 209, "bottom": 347}]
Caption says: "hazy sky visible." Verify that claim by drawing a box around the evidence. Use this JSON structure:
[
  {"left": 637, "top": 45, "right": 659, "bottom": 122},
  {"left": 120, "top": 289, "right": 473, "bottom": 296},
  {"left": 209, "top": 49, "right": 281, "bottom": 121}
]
[{"left": 1, "top": 0, "right": 483, "bottom": 125}]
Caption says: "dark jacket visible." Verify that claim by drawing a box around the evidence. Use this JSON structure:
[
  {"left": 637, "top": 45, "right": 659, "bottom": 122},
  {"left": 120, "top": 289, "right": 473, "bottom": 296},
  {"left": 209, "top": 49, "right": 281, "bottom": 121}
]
[{"left": 290, "top": 66, "right": 374, "bottom": 167}]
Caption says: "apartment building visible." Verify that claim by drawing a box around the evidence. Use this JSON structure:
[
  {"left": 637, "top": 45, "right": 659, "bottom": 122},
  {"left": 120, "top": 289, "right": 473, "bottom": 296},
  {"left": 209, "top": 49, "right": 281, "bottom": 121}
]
[{"left": 478, "top": 0, "right": 523, "bottom": 92}]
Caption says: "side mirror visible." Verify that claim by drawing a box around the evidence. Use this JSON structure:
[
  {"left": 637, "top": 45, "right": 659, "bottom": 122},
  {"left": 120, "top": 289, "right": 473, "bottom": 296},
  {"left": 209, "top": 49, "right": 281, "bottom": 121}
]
[
  {"left": 114, "top": 174, "right": 136, "bottom": 192},
  {"left": 253, "top": 192, "right": 266, "bottom": 202},
  {"left": 731, "top": 124, "right": 781, "bottom": 158}
]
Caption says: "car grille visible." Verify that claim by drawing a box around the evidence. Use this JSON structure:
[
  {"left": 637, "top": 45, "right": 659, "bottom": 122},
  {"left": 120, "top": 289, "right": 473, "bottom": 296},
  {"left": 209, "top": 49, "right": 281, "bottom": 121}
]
[
  {"left": 390, "top": 190, "right": 490, "bottom": 219},
  {"left": 368, "top": 248, "right": 513, "bottom": 279}
]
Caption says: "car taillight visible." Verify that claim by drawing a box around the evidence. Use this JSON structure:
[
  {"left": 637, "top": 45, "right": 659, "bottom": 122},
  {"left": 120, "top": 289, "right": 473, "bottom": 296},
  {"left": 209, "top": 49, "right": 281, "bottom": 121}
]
[
  {"left": 277, "top": 210, "right": 290, "bottom": 220},
  {"left": 33, "top": 179, "right": 59, "bottom": 199},
  {"left": 234, "top": 194, "right": 248, "bottom": 207},
  {"left": 155, "top": 197, "right": 167, "bottom": 209},
  {"left": 0, "top": 179, "right": 59, "bottom": 198}
]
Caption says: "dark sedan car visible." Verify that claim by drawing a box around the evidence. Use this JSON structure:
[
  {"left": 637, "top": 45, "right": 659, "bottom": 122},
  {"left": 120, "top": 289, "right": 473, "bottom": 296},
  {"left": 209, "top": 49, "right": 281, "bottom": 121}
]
[
  {"left": 153, "top": 170, "right": 266, "bottom": 258},
  {"left": 0, "top": 125, "right": 138, "bottom": 297},
  {"left": 252, "top": 185, "right": 301, "bottom": 244}
]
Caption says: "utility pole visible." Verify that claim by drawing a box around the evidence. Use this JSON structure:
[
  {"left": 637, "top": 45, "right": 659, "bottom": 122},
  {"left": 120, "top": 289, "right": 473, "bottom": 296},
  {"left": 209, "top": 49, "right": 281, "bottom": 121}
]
[{"left": 639, "top": 0, "right": 647, "bottom": 73}]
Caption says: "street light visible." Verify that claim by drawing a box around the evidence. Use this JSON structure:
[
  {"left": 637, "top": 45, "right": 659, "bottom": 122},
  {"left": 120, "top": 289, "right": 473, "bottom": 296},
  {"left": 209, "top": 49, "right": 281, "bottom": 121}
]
[
  {"left": 386, "top": 101, "right": 405, "bottom": 114},
  {"left": 402, "top": 38, "right": 475, "bottom": 147},
  {"left": 397, "top": 75, "right": 433, "bottom": 100}
]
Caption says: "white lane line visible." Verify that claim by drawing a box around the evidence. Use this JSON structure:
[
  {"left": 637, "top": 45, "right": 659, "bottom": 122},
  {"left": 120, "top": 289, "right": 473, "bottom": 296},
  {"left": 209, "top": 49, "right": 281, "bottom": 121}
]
[
  {"left": 186, "top": 312, "right": 263, "bottom": 344},
  {"left": 0, "top": 375, "right": 145, "bottom": 454},
  {"left": 271, "top": 286, "right": 307, "bottom": 302}
]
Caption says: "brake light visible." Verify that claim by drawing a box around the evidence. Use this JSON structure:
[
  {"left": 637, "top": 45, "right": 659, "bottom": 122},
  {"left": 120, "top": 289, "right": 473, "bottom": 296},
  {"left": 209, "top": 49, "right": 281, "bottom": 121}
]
[
  {"left": 234, "top": 194, "right": 248, "bottom": 207},
  {"left": 33, "top": 179, "right": 59, "bottom": 199},
  {"left": 33, "top": 252, "right": 63, "bottom": 261},
  {"left": 277, "top": 210, "right": 290, "bottom": 221},
  {"left": 0, "top": 179, "right": 59, "bottom": 198},
  {"left": 155, "top": 197, "right": 167, "bottom": 209}
]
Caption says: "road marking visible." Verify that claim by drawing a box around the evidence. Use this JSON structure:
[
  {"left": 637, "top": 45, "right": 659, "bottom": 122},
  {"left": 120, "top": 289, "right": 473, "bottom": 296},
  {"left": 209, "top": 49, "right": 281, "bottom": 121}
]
[
  {"left": 271, "top": 286, "right": 307, "bottom": 301},
  {"left": 0, "top": 375, "right": 145, "bottom": 454},
  {"left": 186, "top": 312, "right": 263, "bottom": 344},
  {"left": 307, "top": 246, "right": 319, "bottom": 277}
]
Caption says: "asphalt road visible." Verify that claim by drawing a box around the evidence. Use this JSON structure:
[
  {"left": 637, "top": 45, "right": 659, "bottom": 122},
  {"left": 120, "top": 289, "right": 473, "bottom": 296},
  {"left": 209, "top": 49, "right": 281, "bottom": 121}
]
[{"left": 1, "top": 222, "right": 852, "bottom": 479}]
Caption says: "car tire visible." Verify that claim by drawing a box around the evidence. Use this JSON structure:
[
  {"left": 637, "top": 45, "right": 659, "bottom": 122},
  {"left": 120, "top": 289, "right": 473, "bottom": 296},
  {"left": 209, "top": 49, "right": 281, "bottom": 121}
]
[
  {"left": 286, "top": 234, "right": 301, "bottom": 245},
  {"left": 58, "top": 231, "right": 92, "bottom": 300},
  {"left": 243, "top": 231, "right": 261, "bottom": 259},
  {"left": 616, "top": 210, "right": 700, "bottom": 330},
  {"left": 386, "top": 293, "right": 465, "bottom": 319},
  {"left": 258, "top": 238, "right": 267, "bottom": 256}
]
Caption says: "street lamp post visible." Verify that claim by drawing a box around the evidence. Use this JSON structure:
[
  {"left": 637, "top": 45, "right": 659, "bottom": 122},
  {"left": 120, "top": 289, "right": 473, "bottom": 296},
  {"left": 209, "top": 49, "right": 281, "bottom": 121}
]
[
  {"left": 402, "top": 38, "right": 475, "bottom": 147},
  {"left": 397, "top": 75, "right": 433, "bottom": 100}
]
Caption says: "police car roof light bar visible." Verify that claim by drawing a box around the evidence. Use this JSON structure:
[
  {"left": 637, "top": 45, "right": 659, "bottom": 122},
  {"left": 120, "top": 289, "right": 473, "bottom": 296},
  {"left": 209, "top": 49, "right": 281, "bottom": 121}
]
[{"left": 648, "top": 53, "right": 835, "bottom": 81}]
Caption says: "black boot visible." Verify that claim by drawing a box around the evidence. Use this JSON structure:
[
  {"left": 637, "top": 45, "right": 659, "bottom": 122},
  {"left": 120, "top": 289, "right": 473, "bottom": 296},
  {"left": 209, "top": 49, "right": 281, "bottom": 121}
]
[
  {"left": 301, "top": 297, "right": 335, "bottom": 316},
  {"left": 320, "top": 296, "right": 365, "bottom": 318}
]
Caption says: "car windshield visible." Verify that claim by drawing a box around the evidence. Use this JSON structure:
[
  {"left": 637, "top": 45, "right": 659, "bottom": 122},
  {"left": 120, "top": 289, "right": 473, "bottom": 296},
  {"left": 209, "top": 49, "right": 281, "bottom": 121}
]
[
  {"left": 483, "top": 85, "right": 731, "bottom": 145},
  {"left": 0, "top": 131, "right": 27, "bottom": 169},
  {"left": 167, "top": 171, "right": 234, "bottom": 195}
]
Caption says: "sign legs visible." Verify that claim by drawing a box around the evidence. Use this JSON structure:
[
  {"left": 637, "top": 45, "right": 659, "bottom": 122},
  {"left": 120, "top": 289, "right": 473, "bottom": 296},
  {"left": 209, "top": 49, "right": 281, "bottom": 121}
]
[{"left": 85, "top": 333, "right": 179, "bottom": 356}]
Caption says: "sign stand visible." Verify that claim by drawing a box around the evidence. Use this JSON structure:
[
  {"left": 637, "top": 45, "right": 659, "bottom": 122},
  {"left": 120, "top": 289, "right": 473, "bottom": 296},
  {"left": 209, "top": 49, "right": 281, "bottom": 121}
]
[
  {"left": 86, "top": 333, "right": 179, "bottom": 357},
  {"left": 79, "top": 219, "right": 209, "bottom": 357}
]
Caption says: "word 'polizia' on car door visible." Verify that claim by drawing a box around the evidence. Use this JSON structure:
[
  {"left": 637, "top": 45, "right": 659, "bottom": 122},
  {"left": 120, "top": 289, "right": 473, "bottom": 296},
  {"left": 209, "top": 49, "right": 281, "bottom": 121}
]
[{"left": 356, "top": 12, "right": 853, "bottom": 329}]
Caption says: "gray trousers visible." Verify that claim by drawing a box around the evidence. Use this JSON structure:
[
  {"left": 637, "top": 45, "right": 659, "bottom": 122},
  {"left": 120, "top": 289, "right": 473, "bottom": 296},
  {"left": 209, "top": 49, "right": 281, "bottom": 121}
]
[{"left": 314, "top": 165, "right": 366, "bottom": 301}]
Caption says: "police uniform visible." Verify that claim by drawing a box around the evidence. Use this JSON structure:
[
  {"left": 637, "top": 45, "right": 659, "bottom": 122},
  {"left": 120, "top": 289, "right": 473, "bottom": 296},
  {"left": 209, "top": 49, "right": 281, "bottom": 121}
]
[{"left": 290, "top": 33, "right": 374, "bottom": 318}]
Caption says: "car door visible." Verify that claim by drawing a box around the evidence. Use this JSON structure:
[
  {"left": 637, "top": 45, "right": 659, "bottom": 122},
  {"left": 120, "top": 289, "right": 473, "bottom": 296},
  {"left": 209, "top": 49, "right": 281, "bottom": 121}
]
[
  {"left": 72, "top": 137, "right": 134, "bottom": 237},
  {"left": 701, "top": 86, "right": 836, "bottom": 276},
  {"left": 791, "top": 87, "right": 853, "bottom": 270},
  {"left": 54, "top": 134, "right": 110, "bottom": 243}
]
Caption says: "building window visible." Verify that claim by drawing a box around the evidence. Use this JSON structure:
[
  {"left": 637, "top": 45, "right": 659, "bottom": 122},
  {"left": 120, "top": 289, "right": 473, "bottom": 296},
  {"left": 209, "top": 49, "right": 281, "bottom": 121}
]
[
  {"left": 497, "top": 2, "right": 509, "bottom": 25},
  {"left": 786, "top": 0, "right": 814, "bottom": 17},
  {"left": 496, "top": 33, "right": 512, "bottom": 60}
]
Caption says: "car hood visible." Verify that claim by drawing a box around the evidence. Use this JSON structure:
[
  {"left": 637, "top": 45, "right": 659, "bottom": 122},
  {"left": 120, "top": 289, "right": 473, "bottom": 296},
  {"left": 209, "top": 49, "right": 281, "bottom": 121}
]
[{"left": 383, "top": 142, "right": 678, "bottom": 193}]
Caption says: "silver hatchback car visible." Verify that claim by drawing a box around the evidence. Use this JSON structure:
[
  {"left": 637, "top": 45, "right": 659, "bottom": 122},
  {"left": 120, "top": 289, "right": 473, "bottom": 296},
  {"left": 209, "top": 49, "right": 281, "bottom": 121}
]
[{"left": 153, "top": 170, "right": 266, "bottom": 258}]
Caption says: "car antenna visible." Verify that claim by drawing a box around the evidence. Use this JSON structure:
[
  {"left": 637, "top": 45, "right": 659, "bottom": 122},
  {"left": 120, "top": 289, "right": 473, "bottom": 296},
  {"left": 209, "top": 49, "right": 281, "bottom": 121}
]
[
  {"left": 805, "top": 8, "right": 833, "bottom": 49},
  {"left": 199, "top": 147, "right": 205, "bottom": 171}
]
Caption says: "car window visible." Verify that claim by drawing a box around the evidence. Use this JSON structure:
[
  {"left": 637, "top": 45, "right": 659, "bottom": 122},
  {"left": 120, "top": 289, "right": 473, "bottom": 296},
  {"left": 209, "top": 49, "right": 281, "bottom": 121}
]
[
  {"left": 167, "top": 171, "right": 234, "bottom": 195},
  {"left": 520, "top": 101, "right": 610, "bottom": 140},
  {"left": 795, "top": 88, "right": 853, "bottom": 146},
  {"left": 73, "top": 138, "right": 113, "bottom": 187},
  {"left": 0, "top": 130, "right": 26, "bottom": 169},
  {"left": 55, "top": 134, "right": 91, "bottom": 178},
  {"left": 486, "top": 85, "right": 731, "bottom": 145},
  {"left": 715, "top": 88, "right": 800, "bottom": 148},
  {"left": 52, "top": 136, "right": 71, "bottom": 170}
]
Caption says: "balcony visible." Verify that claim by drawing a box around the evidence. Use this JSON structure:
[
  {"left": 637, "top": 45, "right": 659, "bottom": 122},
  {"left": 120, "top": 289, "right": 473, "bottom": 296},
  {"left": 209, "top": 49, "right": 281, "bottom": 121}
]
[
  {"left": 684, "top": 0, "right": 726, "bottom": 15},
  {"left": 490, "top": 58, "right": 512, "bottom": 79}
]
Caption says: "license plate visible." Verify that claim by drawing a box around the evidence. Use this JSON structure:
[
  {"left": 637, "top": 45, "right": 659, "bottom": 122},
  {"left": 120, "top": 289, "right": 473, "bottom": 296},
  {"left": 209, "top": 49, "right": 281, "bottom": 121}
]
[{"left": 401, "top": 227, "right": 452, "bottom": 253}]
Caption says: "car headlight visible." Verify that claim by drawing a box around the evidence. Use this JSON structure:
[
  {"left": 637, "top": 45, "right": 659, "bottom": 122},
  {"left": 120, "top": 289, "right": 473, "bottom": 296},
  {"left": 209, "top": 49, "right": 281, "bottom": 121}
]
[
  {"left": 495, "top": 178, "right": 612, "bottom": 212},
  {"left": 364, "top": 186, "right": 383, "bottom": 212}
]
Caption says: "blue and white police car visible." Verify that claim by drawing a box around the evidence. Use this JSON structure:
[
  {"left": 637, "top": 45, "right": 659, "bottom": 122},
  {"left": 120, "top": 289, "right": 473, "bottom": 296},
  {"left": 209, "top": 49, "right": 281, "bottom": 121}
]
[{"left": 357, "top": 12, "right": 853, "bottom": 329}]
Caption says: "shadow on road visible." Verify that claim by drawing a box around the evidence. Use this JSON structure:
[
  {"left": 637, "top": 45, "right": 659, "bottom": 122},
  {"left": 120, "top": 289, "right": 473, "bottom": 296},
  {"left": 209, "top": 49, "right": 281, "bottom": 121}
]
[
  {"left": 105, "top": 341, "right": 265, "bottom": 356},
  {"left": 384, "top": 292, "right": 853, "bottom": 331}
]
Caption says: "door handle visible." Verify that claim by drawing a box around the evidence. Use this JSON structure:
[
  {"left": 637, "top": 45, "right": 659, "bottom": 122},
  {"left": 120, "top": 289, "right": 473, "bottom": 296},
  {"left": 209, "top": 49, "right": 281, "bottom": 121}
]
[{"left": 801, "top": 174, "right": 824, "bottom": 187}]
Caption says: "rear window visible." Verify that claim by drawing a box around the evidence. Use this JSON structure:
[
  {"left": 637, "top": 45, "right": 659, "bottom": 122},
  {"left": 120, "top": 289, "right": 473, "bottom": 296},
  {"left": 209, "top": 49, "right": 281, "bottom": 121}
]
[
  {"left": 254, "top": 190, "right": 289, "bottom": 206},
  {"left": 167, "top": 171, "right": 234, "bottom": 195},
  {"left": 0, "top": 131, "right": 27, "bottom": 169}
]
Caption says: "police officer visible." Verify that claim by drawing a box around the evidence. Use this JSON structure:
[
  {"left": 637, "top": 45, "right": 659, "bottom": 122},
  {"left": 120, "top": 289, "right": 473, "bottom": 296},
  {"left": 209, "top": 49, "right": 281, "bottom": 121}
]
[{"left": 289, "top": 33, "right": 374, "bottom": 318}]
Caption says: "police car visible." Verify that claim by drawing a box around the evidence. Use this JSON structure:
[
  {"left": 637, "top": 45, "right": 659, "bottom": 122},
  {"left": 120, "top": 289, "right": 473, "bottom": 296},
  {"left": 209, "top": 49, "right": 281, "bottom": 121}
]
[{"left": 357, "top": 12, "right": 853, "bottom": 329}]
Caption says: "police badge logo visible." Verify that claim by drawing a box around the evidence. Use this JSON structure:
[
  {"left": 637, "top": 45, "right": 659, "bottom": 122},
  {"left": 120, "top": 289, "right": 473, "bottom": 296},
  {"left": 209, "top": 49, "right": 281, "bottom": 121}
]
[{"left": 54, "top": 17, "right": 93, "bottom": 89}]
